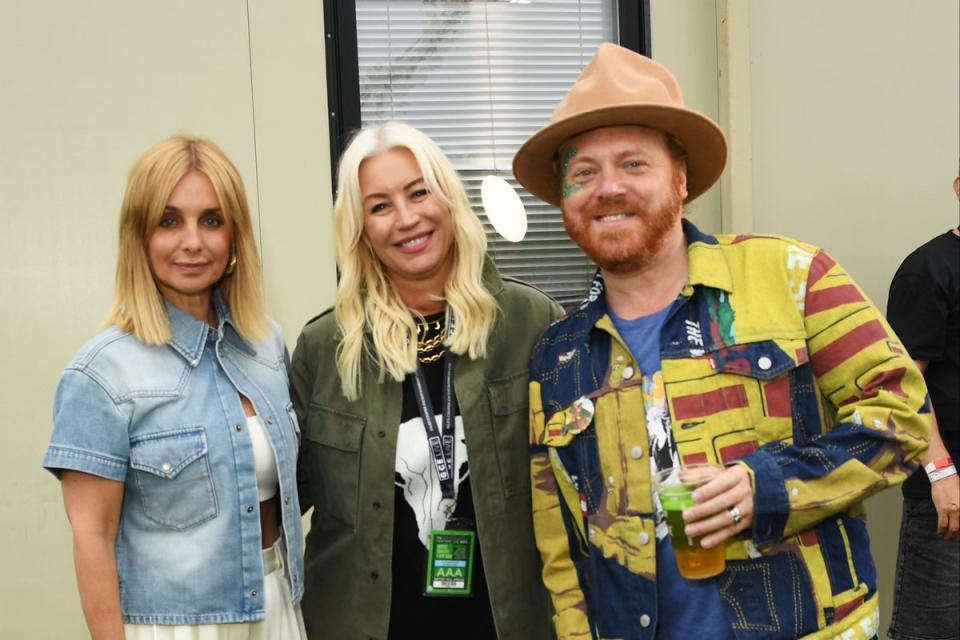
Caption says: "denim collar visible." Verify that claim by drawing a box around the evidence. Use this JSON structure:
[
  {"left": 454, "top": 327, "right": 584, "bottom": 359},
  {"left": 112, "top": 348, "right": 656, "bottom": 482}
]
[
  {"left": 166, "top": 288, "right": 256, "bottom": 366},
  {"left": 682, "top": 219, "right": 732, "bottom": 295}
]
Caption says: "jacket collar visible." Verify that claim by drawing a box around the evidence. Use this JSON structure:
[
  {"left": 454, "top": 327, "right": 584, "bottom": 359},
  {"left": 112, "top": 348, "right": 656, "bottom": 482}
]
[
  {"left": 166, "top": 288, "right": 256, "bottom": 366},
  {"left": 576, "top": 219, "right": 733, "bottom": 325},
  {"left": 481, "top": 255, "right": 504, "bottom": 296},
  {"left": 682, "top": 219, "right": 733, "bottom": 295}
]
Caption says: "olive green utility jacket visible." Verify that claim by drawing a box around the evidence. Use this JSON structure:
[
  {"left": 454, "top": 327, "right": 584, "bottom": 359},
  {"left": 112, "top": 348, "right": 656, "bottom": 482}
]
[{"left": 292, "top": 261, "right": 562, "bottom": 639}]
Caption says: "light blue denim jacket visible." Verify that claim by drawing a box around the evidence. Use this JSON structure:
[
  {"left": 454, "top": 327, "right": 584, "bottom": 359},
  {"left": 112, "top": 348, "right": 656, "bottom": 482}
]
[{"left": 43, "top": 292, "right": 304, "bottom": 625}]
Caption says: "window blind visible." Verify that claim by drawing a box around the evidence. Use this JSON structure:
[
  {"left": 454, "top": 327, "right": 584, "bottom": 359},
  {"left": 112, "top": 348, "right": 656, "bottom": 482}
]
[{"left": 356, "top": 0, "right": 617, "bottom": 305}]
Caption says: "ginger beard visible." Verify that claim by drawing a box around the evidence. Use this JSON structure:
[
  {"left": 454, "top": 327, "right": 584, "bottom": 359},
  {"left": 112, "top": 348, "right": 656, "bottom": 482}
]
[{"left": 562, "top": 165, "right": 685, "bottom": 275}]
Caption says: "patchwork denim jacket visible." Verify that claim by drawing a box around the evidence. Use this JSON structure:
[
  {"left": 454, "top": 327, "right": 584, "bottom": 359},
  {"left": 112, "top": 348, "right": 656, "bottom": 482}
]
[
  {"left": 43, "top": 292, "right": 304, "bottom": 624},
  {"left": 529, "top": 221, "right": 930, "bottom": 640}
]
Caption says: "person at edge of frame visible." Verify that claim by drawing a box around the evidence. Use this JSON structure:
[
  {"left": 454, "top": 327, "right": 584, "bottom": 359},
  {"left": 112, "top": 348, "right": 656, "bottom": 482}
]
[
  {"left": 42, "top": 135, "right": 306, "bottom": 639},
  {"left": 291, "top": 121, "right": 562, "bottom": 639},
  {"left": 514, "top": 42, "right": 931, "bottom": 640},
  {"left": 885, "top": 168, "right": 960, "bottom": 640}
]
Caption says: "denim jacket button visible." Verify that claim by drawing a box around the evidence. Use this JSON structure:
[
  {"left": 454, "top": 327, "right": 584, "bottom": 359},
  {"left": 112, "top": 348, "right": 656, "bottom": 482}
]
[
  {"left": 250, "top": 589, "right": 257, "bottom": 597},
  {"left": 640, "top": 614, "right": 651, "bottom": 627},
  {"left": 267, "top": 416, "right": 274, "bottom": 424},
  {"left": 757, "top": 356, "right": 772, "bottom": 370},
  {"left": 246, "top": 505, "right": 254, "bottom": 513},
  {"left": 161, "top": 462, "right": 172, "bottom": 472}
]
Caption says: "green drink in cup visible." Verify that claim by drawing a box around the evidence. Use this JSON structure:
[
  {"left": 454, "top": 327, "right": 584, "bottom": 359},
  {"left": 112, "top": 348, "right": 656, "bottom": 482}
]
[{"left": 653, "top": 464, "right": 726, "bottom": 579}]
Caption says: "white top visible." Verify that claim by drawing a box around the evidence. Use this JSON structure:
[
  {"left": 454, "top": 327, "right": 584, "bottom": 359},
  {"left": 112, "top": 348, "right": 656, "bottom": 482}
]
[{"left": 247, "top": 415, "right": 279, "bottom": 501}]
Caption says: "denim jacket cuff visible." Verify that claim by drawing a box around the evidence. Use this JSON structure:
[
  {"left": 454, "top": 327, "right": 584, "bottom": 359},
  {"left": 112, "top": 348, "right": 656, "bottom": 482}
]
[
  {"left": 43, "top": 444, "right": 128, "bottom": 482},
  {"left": 740, "top": 448, "right": 790, "bottom": 545}
]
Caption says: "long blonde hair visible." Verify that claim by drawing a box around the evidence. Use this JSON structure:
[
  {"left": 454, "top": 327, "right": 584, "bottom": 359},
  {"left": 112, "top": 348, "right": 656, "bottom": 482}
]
[
  {"left": 104, "top": 134, "right": 268, "bottom": 343},
  {"left": 334, "top": 122, "right": 498, "bottom": 400}
]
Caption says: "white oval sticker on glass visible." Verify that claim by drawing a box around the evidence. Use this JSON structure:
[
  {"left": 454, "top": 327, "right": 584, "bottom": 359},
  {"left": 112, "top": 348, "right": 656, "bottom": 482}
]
[{"left": 480, "top": 175, "right": 527, "bottom": 242}]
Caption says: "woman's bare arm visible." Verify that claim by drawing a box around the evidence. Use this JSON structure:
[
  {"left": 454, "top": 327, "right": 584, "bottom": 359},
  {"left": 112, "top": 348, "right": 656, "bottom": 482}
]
[{"left": 61, "top": 470, "right": 125, "bottom": 640}]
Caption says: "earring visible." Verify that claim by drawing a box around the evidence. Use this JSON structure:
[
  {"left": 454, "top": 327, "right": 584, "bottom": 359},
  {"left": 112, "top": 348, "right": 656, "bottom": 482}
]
[{"left": 224, "top": 254, "right": 237, "bottom": 276}]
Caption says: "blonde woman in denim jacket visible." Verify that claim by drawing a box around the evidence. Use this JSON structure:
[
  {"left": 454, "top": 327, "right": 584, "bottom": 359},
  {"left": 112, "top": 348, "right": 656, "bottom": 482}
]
[{"left": 43, "top": 136, "right": 305, "bottom": 639}]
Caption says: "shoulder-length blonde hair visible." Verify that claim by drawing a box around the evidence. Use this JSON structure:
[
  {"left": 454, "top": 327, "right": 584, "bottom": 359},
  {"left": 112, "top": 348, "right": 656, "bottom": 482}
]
[
  {"left": 104, "top": 134, "right": 268, "bottom": 344},
  {"left": 334, "top": 122, "right": 498, "bottom": 400}
]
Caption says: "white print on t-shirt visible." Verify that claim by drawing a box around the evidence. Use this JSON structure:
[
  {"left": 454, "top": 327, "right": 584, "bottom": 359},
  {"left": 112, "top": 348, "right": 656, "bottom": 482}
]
[
  {"left": 642, "top": 370, "right": 681, "bottom": 542},
  {"left": 395, "top": 414, "right": 468, "bottom": 547}
]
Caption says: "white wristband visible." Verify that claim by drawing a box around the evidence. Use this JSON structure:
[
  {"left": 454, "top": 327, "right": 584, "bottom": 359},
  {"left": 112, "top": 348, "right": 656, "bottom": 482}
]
[{"left": 927, "top": 465, "right": 957, "bottom": 483}]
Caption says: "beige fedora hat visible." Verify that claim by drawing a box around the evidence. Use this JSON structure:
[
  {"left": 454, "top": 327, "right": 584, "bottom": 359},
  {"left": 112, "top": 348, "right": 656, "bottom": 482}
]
[{"left": 513, "top": 43, "right": 727, "bottom": 207}]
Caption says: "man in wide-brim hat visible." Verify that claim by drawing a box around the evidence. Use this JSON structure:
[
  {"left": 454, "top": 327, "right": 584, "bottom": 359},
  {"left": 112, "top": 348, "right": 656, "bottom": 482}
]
[{"left": 520, "top": 42, "right": 929, "bottom": 640}]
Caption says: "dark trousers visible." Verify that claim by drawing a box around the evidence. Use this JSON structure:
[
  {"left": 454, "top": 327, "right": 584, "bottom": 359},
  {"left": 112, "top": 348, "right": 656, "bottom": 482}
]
[{"left": 888, "top": 496, "right": 960, "bottom": 640}]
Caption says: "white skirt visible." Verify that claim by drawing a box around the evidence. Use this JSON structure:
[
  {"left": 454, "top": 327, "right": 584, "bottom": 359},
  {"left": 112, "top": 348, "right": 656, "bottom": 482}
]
[{"left": 124, "top": 540, "right": 306, "bottom": 640}]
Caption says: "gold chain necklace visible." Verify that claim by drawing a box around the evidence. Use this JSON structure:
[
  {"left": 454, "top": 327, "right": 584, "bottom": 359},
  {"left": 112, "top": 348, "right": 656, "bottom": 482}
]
[
  {"left": 417, "top": 349, "right": 446, "bottom": 364},
  {"left": 416, "top": 316, "right": 447, "bottom": 363}
]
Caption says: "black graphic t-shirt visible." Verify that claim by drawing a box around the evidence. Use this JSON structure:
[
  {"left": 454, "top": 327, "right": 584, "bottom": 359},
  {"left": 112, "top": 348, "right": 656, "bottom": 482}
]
[{"left": 388, "top": 314, "right": 496, "bottom": 638}]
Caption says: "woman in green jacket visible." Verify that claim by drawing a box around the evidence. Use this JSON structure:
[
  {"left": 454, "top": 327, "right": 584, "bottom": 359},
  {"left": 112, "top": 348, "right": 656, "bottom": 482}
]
[{"left": 291, "top": 121, "right": 560, "bottom": 639}]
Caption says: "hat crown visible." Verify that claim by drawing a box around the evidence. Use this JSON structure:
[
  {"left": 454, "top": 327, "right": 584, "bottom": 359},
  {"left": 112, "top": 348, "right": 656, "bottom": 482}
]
[{"left": 552, "top": 43, "right": 686, "bottom": 121}]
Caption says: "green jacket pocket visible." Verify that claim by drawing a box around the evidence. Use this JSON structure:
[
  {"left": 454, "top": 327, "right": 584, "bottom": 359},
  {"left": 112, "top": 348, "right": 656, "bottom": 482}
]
[{"left": 304, "top": 405, "right": 366, "bottom": 529}]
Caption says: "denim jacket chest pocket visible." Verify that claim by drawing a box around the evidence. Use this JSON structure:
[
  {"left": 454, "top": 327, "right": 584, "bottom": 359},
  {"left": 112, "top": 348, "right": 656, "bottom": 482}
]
[
  {"left": 303, "top": 404, "right": 365, "bottom": 528},
  {"left": 129, "top": 427, "right": 218, "bottom": 530},
  {"left": 542, "top": 406, "right": 603, "bottom": 517},
  {"left": 664, "top": 338, "right": 810, "bottom": 465}
]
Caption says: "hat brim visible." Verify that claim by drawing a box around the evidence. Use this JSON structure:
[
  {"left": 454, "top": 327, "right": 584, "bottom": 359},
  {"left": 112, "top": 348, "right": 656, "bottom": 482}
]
[{"left": 513, "top": 104, "right": 728, "bottom": 207}]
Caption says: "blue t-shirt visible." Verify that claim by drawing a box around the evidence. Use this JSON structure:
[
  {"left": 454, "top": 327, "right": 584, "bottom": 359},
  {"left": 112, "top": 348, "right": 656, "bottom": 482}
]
[{"left": 610, "top": 303, "right": 733, "bottom": 640}]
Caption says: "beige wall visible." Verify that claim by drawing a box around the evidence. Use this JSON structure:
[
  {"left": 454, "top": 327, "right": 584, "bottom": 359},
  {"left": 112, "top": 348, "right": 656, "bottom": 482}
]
[
  {"left": 651, "top": 0, "right": 724, "bottom": 235},
  {"left": 748, "top": 0, "right": 960, "bottom": 303},
  {"left": 0, "top": 1, "right": 333, "bottom": 636},
  {"left": 3, "top": 0, "right": 956, "bottom": 636}
]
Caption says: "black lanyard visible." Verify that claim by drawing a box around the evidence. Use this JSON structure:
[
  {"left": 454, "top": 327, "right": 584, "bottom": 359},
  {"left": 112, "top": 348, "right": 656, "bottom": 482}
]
[{"left": 410, "top": 313, "right": 457, "bottom": 500}]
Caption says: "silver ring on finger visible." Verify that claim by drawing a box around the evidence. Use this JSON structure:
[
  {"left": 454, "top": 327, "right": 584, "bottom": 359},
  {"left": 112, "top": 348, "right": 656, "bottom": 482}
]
[{"left": 729, "top": 505, "right": 743, "bottom": 525}]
